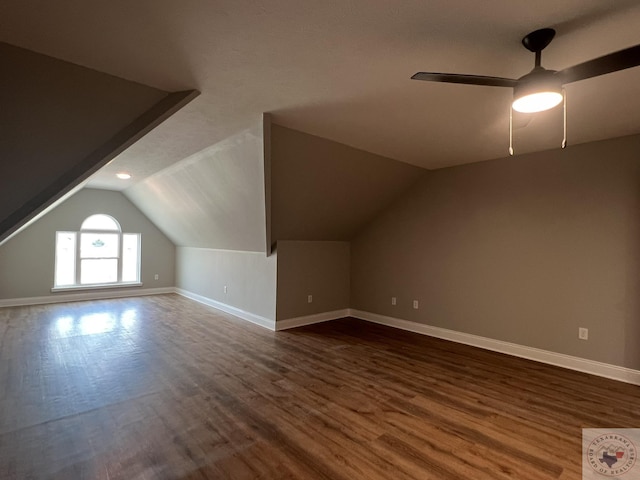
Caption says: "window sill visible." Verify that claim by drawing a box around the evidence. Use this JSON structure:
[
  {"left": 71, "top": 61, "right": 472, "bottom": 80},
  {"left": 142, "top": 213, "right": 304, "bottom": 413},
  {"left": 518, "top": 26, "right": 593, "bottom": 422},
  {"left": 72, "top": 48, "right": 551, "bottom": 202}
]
[{"left": 51, "top": 282, "right": 143, "bottom": 293}]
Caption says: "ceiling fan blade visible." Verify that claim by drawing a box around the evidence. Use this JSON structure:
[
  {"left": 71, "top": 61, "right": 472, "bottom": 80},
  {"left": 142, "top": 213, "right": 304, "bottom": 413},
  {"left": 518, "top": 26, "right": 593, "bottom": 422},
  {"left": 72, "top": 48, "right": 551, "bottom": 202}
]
[
  {"left": 411, "top": 72, "right": 517, "bottom": 88},
  {"left": 557, "top": 44, "right": 640, "bottom": 84}
]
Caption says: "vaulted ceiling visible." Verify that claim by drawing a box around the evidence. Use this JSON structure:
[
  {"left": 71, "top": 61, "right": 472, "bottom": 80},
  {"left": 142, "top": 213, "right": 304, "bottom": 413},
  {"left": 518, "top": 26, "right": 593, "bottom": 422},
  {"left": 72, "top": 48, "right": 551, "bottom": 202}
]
[
  {"left": 2, "top": 0, "right": 640, "bottom": 189},
  {"left": 0, "top": 42, "right": 197, "bottom": 244}
]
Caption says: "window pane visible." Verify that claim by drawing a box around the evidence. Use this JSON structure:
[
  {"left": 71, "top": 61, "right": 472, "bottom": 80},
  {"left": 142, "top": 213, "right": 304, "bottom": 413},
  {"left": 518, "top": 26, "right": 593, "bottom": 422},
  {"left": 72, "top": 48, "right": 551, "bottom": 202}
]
[
  {"left": 80, "top": 259, "right": 117, "bottom": 284},
  {"left": 55, "top": 232, "right": 76, "bottom": 286},
  {"left": 80, "top": 233, "right": 119, "bottom": 258},
  {"left": 81, "top": 214, "right": 120, "bottom": 231},
  {"left": 122, "top": 234, "right": 140, "bottom": 282}
]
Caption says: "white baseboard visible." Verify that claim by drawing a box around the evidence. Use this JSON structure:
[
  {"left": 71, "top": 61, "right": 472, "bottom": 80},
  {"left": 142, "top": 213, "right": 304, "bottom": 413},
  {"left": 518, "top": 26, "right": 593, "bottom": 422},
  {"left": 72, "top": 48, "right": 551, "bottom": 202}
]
[
  {"left": 276, "top": 309, "right": 350, "bottom": 331},
  {"left": 0, "top": 287, "right": 174, "bottom": 307},
  {"left": 350, "top": 309, "right": 640, "bottom": 387},
  {"left": 174, "top": 288, "right": 276, "bottom": 331},
  {"left": 4, "top": 288, "right": 637, "bottom": 386}
]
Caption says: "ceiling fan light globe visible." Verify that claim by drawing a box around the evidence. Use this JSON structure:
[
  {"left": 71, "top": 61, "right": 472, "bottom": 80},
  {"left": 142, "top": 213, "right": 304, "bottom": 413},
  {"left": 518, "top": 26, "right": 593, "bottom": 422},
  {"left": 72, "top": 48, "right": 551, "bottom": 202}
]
[
  {"left": 512, "top": 68, "right": 563, "bottom": 113},
  {"left": 512, "top": 91, "right": 563, "bottom": 113}
]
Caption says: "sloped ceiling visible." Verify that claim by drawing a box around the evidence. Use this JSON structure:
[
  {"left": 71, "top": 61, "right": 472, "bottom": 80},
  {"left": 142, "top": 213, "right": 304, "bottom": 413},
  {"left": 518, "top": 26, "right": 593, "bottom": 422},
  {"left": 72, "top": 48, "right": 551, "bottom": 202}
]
[
  {"left": 2, "top": 0, "right": 640, "bottom": 191},
  {"left": 125, "top": 123, "right": 267, "bottom": 252},
  {"left": 271, "top": 125, "right": 425, "bottom": 242},
  {"left": 0, "top": 42, "right": 197, "bottom": 244}
]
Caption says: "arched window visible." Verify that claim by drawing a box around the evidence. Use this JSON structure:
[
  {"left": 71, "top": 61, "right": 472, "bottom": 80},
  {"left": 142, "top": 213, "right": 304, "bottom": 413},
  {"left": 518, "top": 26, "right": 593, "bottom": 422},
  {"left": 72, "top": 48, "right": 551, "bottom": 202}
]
[
  {"left": 80, "top": 214, "right": 120, "bottom": 231},
  {"left": 54, "top": 214, "right": 141, "bottom": 288}
]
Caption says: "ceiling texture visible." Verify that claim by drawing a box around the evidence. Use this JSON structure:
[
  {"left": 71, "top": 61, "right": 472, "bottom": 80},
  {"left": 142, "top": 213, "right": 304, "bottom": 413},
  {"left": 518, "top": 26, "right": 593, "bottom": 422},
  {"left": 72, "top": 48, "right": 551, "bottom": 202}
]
[{"left": 2, "top": 0, "right": 640, "bottom": 190}]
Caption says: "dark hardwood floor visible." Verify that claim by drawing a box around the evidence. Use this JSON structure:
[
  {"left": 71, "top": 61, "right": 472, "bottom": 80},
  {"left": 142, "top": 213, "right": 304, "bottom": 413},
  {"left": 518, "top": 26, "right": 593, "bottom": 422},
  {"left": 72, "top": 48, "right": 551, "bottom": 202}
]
[{"left": 0, "top": 294, "right": 638, "bottom": 479}]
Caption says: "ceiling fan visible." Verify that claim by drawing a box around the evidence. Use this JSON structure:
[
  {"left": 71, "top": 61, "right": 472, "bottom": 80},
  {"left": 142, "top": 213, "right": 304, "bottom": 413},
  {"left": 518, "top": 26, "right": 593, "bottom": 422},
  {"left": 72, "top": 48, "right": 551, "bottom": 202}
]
[{"left": 411, "top": 28, "right": 640, "bottom": 114}]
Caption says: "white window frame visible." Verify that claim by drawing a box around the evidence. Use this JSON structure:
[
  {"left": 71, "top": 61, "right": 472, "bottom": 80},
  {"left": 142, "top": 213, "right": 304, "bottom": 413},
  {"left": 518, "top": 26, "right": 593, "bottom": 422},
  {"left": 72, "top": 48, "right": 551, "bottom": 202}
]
[{"left": 52, "top": 215, "right": 142, "bottom": 291}]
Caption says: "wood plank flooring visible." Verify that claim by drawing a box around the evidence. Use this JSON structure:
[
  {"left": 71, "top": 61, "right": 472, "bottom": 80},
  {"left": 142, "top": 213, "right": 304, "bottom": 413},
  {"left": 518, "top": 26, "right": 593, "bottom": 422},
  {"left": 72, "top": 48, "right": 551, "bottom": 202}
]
[{"left": 0, "top": 294, "right": 638, "bottom": 479}]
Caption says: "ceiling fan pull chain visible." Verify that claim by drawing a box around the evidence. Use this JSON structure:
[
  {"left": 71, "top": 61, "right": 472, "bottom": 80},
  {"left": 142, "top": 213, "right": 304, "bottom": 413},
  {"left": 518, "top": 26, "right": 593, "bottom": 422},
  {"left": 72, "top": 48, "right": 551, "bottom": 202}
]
[
  {"left": 562, "top": 88, "right": 567, "bottom": 149},
  {"left": 509, "top": 106, "right": 514, "bottom": 156}
]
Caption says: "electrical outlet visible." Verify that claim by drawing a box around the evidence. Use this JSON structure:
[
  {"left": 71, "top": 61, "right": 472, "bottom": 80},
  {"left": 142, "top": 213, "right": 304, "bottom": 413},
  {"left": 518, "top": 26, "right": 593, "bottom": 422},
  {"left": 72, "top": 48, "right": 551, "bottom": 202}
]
[
  {"left": 413, "top": 300, "right": 419, "bottom": 309},
  {"left": 307, "top": 294, "right": 313, "bottom": 303},
  {"left": 578, "top": 327, "right": 589, "bottom": 340},
  {"left": 224, "top": 285, "right": 228, "bottom": 294},
  {"left": 154, "top": 274, "right": 159, "bottom": 280},
  {"left": 391, "top": 297, "right": 397, "bottom": 306}
]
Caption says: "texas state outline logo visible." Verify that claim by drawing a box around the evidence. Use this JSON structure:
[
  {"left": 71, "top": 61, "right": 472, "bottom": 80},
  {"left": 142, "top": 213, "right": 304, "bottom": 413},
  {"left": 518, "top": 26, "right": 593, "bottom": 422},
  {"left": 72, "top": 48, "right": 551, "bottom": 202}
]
[{"left": 583, "top": 429, "right": 638, "bottom": 479}]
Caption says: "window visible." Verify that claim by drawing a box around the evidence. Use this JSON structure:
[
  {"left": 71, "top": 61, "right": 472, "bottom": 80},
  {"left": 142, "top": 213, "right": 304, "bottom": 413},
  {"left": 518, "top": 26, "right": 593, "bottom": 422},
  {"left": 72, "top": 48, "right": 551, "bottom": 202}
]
[{"left": 54, "top": 214, "right": 141, "bottom": 289}]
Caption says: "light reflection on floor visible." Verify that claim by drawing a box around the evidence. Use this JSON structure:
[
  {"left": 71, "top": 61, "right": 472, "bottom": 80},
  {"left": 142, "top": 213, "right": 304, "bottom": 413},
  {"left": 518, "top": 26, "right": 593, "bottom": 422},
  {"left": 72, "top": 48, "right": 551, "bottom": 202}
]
[
  {"left": 47, "top": 304, "right": 144, "bottom": 378},
  {"left": 50, "top": 307, "right": 138, "bottom": 338}
]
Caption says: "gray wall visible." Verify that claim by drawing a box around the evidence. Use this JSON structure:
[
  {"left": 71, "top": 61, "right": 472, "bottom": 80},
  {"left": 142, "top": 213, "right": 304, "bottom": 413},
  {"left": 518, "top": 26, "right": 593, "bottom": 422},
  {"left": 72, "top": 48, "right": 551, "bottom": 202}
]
[
  {"left": 126, "top": 122, "right": 267, "bottom": 252},
  {"left": 176, "top": 247, "right": 276, "bottom": 321},
  {"left": 0, "top": 42, "right": 168, "bottom": 238},
  {"left": 276, "top": 241, "right": 350, "bottom": 320},
  {"left": 270, "top": 124, "right": 425, "bottom": 242},
  {"left": 0, "top": 188, "right": 175, "bottom": 299},
  {"left": 351, "top": 133, "right": 640, "bottom": 370}
]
